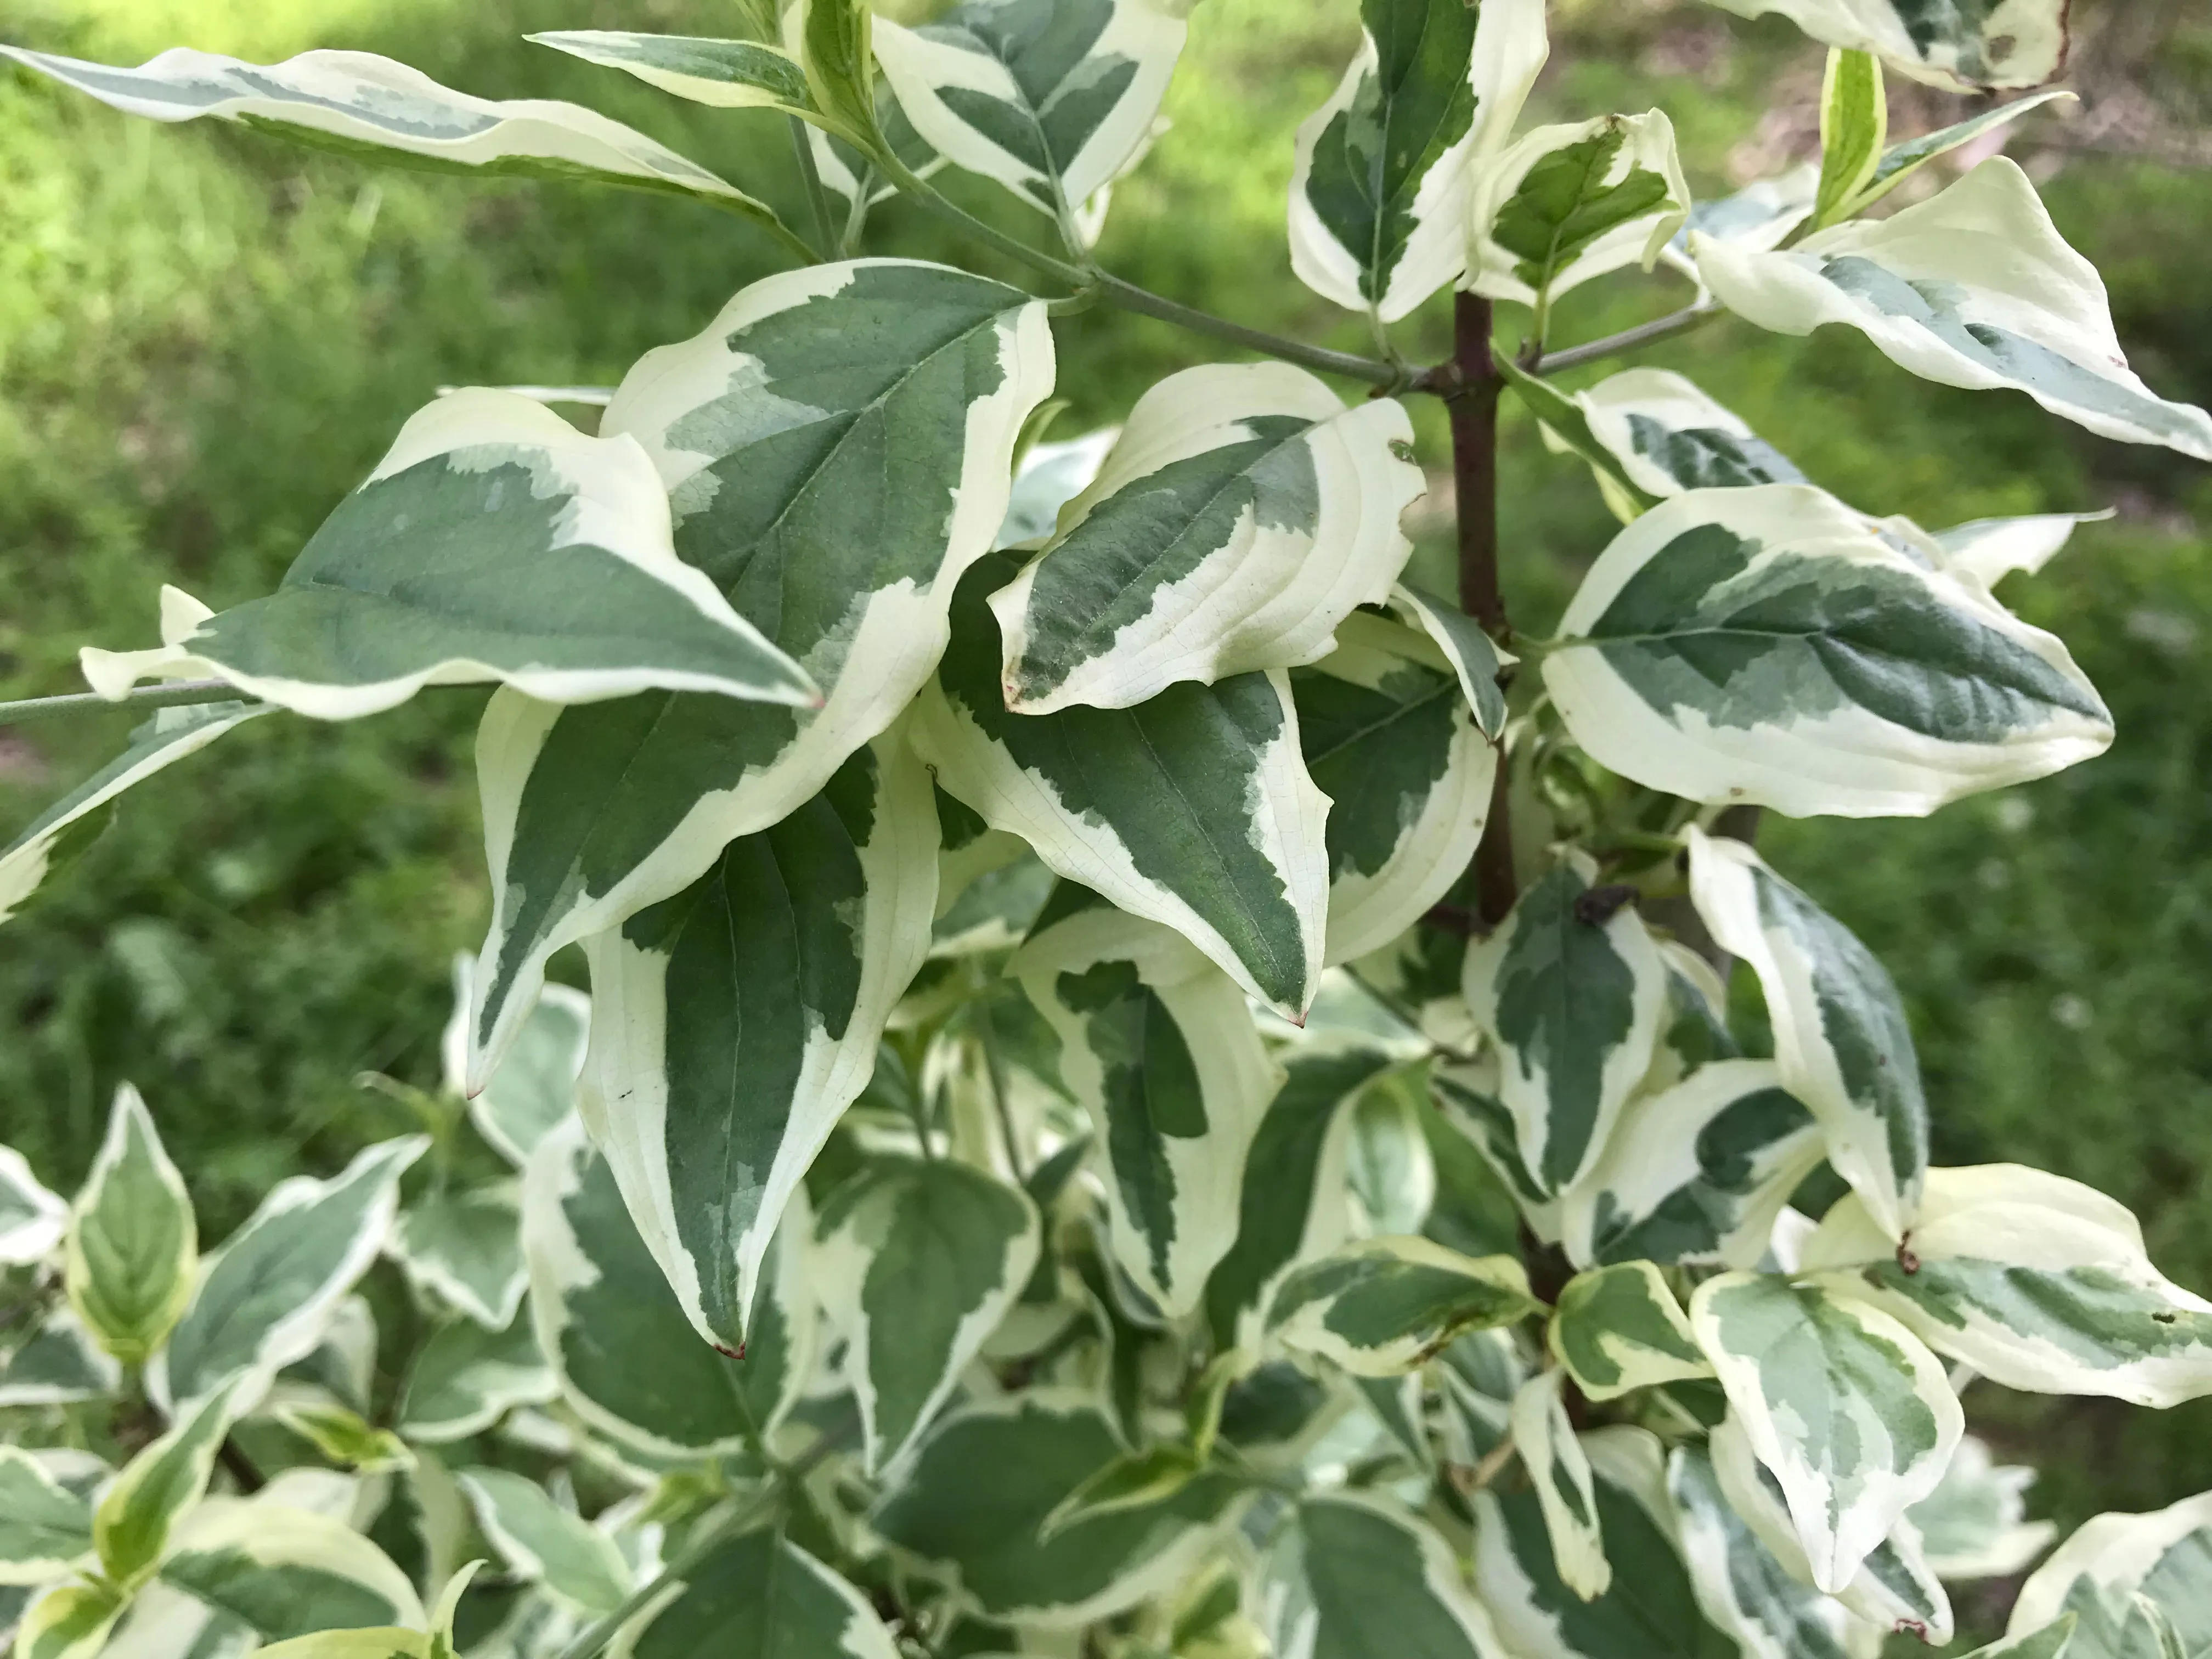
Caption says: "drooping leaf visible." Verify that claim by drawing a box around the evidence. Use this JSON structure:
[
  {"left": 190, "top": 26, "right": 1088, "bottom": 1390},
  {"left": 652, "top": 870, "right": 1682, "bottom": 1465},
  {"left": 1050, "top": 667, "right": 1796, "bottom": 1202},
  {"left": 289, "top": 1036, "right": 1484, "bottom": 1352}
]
[
  {"left": 1288, "top": 0, "right": 1547, "bottom": 321},
  {"left": 0, "top": 1311, "right": 122, "bottom": 1407},
  {"left": 1513, "top": 1370, "right": 1611, "bottom": 1600},
  {"left": 1387, "top": 584, "right": 1511, "bottom": 739},
  {"left": 526, "top": 32, "right": 822, "bottom": 123},
  {"left": 1802, "top": 1164, "right": 2212, "bottom": 1408},
  {"left": 1262, "top": 1489, "right": 1514, "bottom": 1657},
  {"left": 155, "top": 1137, "right": 426, "bottom": 1412},
  {"left": 442, "top": 966, "right": 588, "bottom": 1170},
  {"left": 0, "top": 1449, "right": 94, "bottom": 1587},
  {"left": 1462, "top": 851, "right": 1668, "bottom": 1197},
  {"left": 1559, "top": 1058, "right": 1824, "bottom": 1271},
  {"left": 988, "top": 363, "right": 1422, "bottom": 715},
  {"left": 94, "top": 1378, "right": 246, "bottom": 1589},
  {"left": 1267, "top": 1234, "right": 1540, "bottom": 1376},
  {"left": 1690, "top": 1271, "right": 1962, "bottom": 1594},
  {"left": 0, "top": 702, "right": 270, "bottom": 928},
  {"left": 1550, "top": 1263, "right": 1713, "bottom": 1403},
  {"left": 388, "top": 1183, "right": 524, "bottom": 1331},
  {"left": 1013, "top": 905, "right": 1279, "bottom": 1314},
  {"left": 1294, "top": 610, "right": 1498, "bottom": 966},
  {"left": 1545, "top": 486, "right": 2113, "bottom": 820},
  {"left": 872, "top": 0, "right": 1187, "bottom": 241},
  {"left": 65, "top": 1084, "right": 197, "bottom": 1366},
  {"left": 576, "top": 729, "right": 937, "bottom": 1352},
  {"left": 1667, "top": 1442, "right": 1857, "bottom": 1659},
  {"left": 1694, "top": 159, "right": 2212, "bottom": 459},
  {"left": 1693, "top": 0, "right": 2070, "bottom": 90},
  {"left": 1813, "top": 49, "right": 1886, "bottom": 230},
  {"left": 1474, "top": 1426, "right": 1737, "bottom": 1659},
  {"left": 1203, "top": 1049, "right": 1397, "bottom": 1351},
  {"left": 871, "top": 1392, "right": 1241, "bottom": 1627},
  {"left": 621, "top": 1525, "right": 899, "bottom": 1659},
  {"left": 396, "top": 1300, "right": 556, "bottom": 1444},
  {"left": 1468, "top": 112, "right": 1690, "bottom": 310},
  {"left": 814, "top": 1155, "right": 1040, "bottom": 1474},
  {"left": 0, "top": 46, "right": 792, "bottom": 229},
  {"left": 1906, "top": 1434, "right": 2057, "bottom": 1582},
  {"left": 2007, "top": 1489, "right": 2212, "bottom": 1657},
  {"left": 467, "top": 260, "right": 1052, "bottom": 1084},
  {"left": 83, "top": 392, "right": 815, "bottom": 719},
  {"left": 521, "top": 1120, "right": 812, "bottom": 1459},
  {"left": 158, "top": 1500, "right": 426, "bottom": 1640},
  {"left": 915, "top": 549, "right": 1330, "bottom": 1018},
  {"left": 458, "top": 1470, "right": 628, "bottom": 1619},
  {"left": 1686, "top": 831, "right": 1927, "bottom": 1240}
]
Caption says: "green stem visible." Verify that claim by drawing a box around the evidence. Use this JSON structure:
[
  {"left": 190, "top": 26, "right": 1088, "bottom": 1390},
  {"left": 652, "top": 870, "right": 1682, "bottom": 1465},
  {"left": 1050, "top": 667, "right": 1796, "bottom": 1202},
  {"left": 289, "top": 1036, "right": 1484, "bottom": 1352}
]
[
  {"left": 974, "top": 1008, "right": 1028, "bottom": 1184},
  {"left": 719, "top": 198, "right": 826, "bottom": 268},
  {"left": 0, "top": 679, "right": 246, "bottom": 727},
  {"left": 1532, "top": 302, "right": 1720, "bottom": 374},
  {"left": 788, "top": 115, "right": 839, "bottom": 261}
]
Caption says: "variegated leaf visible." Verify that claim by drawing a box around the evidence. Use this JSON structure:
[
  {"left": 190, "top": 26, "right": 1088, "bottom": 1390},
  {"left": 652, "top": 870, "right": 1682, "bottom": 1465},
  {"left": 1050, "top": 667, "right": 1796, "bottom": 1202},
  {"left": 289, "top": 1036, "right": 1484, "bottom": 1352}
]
[
  {"left": 84, "top": 392, "right": 814, "bottom": 719},
  {"left": 1388, "top": 584, "right": 1511, "bottom": 739},
  {"left": 1907, "top": 1434, "right": 2057, "bottom": 1581},
  {"left": 459, "top": 1469, "right": 628, "bottom": 1618},
  {"left": 442, "top": 963, "right": 588, "bottom": 1169},
  {"left": 1014, "top": 902, "right": 1280, "bottom": 1313},
  {"left": 996, "top": 426, "right": 1118, "bottom": 550},
  {"left": 1468, "top": 112, "right": 1691, "bottom": 311},
  {"left": 578, "top": 728, "right": 936, "bottom": 1352},
  {"left": 1566, "top": 369, "right": 1809, "bottom": 501},
  {"left": 1559, "top": 1058, "right": 1824, "bottom": 1271},
  {"left": 2008, "top": 1489, "right": 2212, "bottom": 1656},
  {"left": 65, "top": 1084, "right": 197, "bottom": 1367},
  {"left": 95, "top": 1378, "right": 247, "bottom": 1589},
  {"left": 0, "top": 1310, "right": 122, "bottom": 1407},
  {"left": 990, "top": 364, "right": 1421, "bottom": 714},
  {"left": 1462, "top": 851, "right": 1668, "bottom": 1198},
  {"left": 1695, "top": 0, "right": 2069, "bottom": 89},
  {"left": 1474, "top": 1425, "right": 1739, "bottom": 1659},
  {"left": 1545, "top": 486, "right": 2113, "bottom": 819},
  {"left": 1268, "top": 1234, "right": 1539, "bottom": 1376},
  {"left": 1203, "top": 1049, "right": 1397, "bottom": 1351},
  {"left": 1849, "top": 89, "right": 2076, "bottom": 218},
  {"left": 1814, "top": 49, "right": 1886, "bottom": 232},
  {"left": 1668, "top": 1442, "right": 1858, "bottom": 1659},
  {"left": 1686, "top": 831, "right": 1925, "bottom": 1240},
  {"left": 272, "top": 1402, "right": 408, "bottom": 1474},
  {"left": 159, "top": 1500, "right": 425, "bottom": 1640},
  {"left": 527, "top": 32, "right": 821, "bottom": 124},
  {"left": 155, "top": 1137, "right": 426, "bottom": 1412},
  {"left": 1936, "top": 510, "right": 2111, "bottom": 588},
  {"left": 0, "top": 46, "right": 789, "bottom": 227},
  {"left": 1690, "top": 1271, "right": 1962, "bottom": 1594},
  {"left": 1963, "top": 1623, "right": 2079, "bottom": 1659},
  {"left": 1430, "top": 1053, "right": 1559, "bottom": 1240},
  {"left": 916, "top": 549, "right": 1330, "bottom": 1018},
  {"left": 1694, "top": 159, "right": 2212, "bottom": 459},
  {"left": 1345, "top": 1074, "right": 1436, "bottom": 1237},
  {"left": 0, "top": 1449, "right": 94, "bottom": 1586},
  {"left": 467, "top": 260, "right": 1052, "bottom": 1084},
  {"left": 872, "top": 0, "right": 1186, "bottom": 242},
  {"left": 1659, "top": 166, "right": 1819, "bottom": 296},
  {"left": 388, "top": 1183, "right": 524, "bottom": 1331},
  {"left": 1262, "top": 1490, "right": 1513, "bottom": 1659},
  {"left": 1295, "top": 610, "right": 1497, "bottom": 966},
  {"left": 814, "top": 1156, "right": 1040, "bottom": 1474},
  {"left": 397, "top": 1299, "right": 556, "bottom": 1444},
  {"left": 0, "top": 1146, "right": 63, "bottom": 1267},
  {"left": 1549, "top": 1262, "right": 1713, "bottom": 1402},
  {"left": 1512, "top": 1370, "right": 1611, "bottom": 1600},
  {"left": 1802, "top": 1164, "right": 2212, "bottom": 1408},
  {"left": 871, "top": 1391, "right": 1241, "bottom": 1628},
  {"left": 620, "top": 1525, "right": 899, "bottom": 1659},
  {"left": 13, "top": 1579, "right": 126, "bottom": 1659},
  {"left": 1288, "top": 0, "right": 1546, "bottom": 322},
  {"left": 0, "top": 702, "right": 270, "bottom": 928},
  {"left": 1707, "top": 1409, "right": 1954, "bottom": 1641},
  {"left": 522, "top": 1120, "right": 814, "bottom": 1459}
]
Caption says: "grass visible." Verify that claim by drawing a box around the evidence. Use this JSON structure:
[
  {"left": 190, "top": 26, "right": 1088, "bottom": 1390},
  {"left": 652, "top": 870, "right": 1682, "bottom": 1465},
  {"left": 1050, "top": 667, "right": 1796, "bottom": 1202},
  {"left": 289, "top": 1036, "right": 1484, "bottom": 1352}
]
[{"left": 2, "top": 0, "right": 2209, "bottom": 1584}]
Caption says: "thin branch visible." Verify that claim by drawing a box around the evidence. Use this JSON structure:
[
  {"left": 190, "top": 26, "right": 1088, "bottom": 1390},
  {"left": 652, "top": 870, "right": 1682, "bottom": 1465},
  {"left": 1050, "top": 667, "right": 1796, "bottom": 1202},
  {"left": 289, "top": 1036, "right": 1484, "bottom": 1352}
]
[
  {"left": 1531, "top": 302, "right": 1722, "bottom": 375},
  {"left": 0, "top": 679, "right": 247, "bottom": 728}
]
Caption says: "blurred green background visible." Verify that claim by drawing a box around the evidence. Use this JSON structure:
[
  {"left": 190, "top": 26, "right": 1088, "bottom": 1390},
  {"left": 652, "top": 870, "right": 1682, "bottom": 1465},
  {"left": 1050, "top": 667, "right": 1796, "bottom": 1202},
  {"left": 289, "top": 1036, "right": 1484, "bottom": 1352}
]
[{"left": 1, "top": 0, "right": 2207, "bottom": 1615}]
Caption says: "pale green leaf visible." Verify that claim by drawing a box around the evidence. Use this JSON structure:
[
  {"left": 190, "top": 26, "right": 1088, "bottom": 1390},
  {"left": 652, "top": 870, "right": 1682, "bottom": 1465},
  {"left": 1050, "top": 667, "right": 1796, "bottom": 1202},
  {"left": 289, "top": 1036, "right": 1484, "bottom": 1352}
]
[
  {"left": 95, "top": 1376, "right": 247, "bottom": 1589},
  {"left": 916, "top": 549, "right": 1330, "bottom": 1019},
  {"left": 1462, "top": 851, "right": 1668, "bottom": 1197},
  {"left": 1906, "top": 1434, "right": 2057, "bottom": 1581},
  {"left": 396, "top": 1300, "right": 555, "bottom": 1444},
  {"left": 620, "top": 1525, "right": 898, "bottom": 1659},
  {"left": 1041, "top": 1447, "right": 1202, "bottom": 1541},
  {"left": 2009, "top": 1489, "right": 2212, "bottom": 1657},
  {"left": 1512, "top": 1370, "right": 1611, "bottom": 1599},
  {"left": 0, "top": 1310, "right": 123, "bottom": 1407},
  {"left": 798, "top": 0, "right": 880, "bottom": 156},
  {"left": 1549, "top": 1262, "right": 1713, "bottom": 1402},
  {"left": 0, "top": 1449, "right": 94, "bottom": 1585},
  {"left": 0, "top": 1146, "right": 63, "bottom": 1267},
  {"left": 389, "top": 1183, "right": 524, "bottom": 1331},
  {"left": 1814, "top": 49, "right": 1886, "bottom": 229},
  {"left": 1694, "top": 159, "right": 2212, "bottom": 459},
  {"left": 158, "top": 1499, "right": 426, "bottom": 1640},
  {"left": 526, "top": 32, "right": 819, "bottom": 121},
  {"left": 1014, "top": 906, "right": 1280, "bottom": 1313},
  {"left": 1468, "top": 111, "right": 1691, "bottom": 308},
  {"left": 1802, "top": 1164, "right": 2212, "bottom": 1408},
  {"left": 1690, "top": 1272, "right": 1962, "bottom": 1594},
  {"left": 273, "top": 1403, "right": 410, "bottom": 1474},
  {"left": 1289, "top": 0, "right": 1548, "bottom": 321},
  {"left": 441, "top": 965, "right": 588, "bottom": 1169},
  {"left": 988, "top": 363, "right": 1422, "bottom": 715},
  {"left": 458, "top": 1470, "right": 628, "bottom": 1619},
  {"left": 247, "top": 1630, "right": 430, "bottom": 1659},
  {"left": 1262, "top": 1489, "right": 1513, "bottom": 1658},
  {"left": 65, "top": 1083, "right": 196, "bottom": 1365},
  {"left": 13, "top": 1579, "right": 126, "bottom": 1659},
  {"left": 83, "top": 391, "right": 814, "bottom": 719},
  {"left": 1345, "top": 1075, "right": 1436, "bottom": 1237},
  {"left": 1694, "top": 0, "right": 2069, "bottom": 89},
  {"left": 577, "top": 727, "right": 936, "bottom": 1353},
  {"left": 1430, "top": 1051, "right": 1558, "bottom": 1238},
  {"left": 1547, "top": 486, "right": 2113, "bottom": 820},
  {"left": 1268, "top": 1234, "right": 1539, "bottom": 1376},
  {"left": 1667, "top": 1442, "right": 1857, "bottom": 1659},
  {"left": 815, "top": 1156, "right": 1040, "bottom": 1473},
  {"left": 156, "top": 1137, "right": 426, "bottom": 1412},
  {"left": 465, "top": 260, "right": 1052, "bottom": 1086}
]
